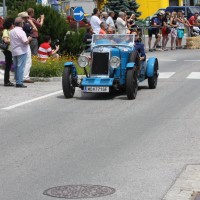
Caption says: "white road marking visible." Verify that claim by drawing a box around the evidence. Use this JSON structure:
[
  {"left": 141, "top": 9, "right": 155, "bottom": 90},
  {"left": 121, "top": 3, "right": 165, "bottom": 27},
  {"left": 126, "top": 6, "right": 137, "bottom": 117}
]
[
  {"left": 187, "top": 72, "right": 200, "bottom": 79},
  {"left": 159, "top": 59, "right": 177, "bottom": 62},
  {"left": 184, "top": 60, "right": 200, "bottom": 62},
  {"left": 2, "top": 90, "right": 63, "bottom": 110},
  {"left": 158, "top": 72, "right": 176, "bottom": 79}
]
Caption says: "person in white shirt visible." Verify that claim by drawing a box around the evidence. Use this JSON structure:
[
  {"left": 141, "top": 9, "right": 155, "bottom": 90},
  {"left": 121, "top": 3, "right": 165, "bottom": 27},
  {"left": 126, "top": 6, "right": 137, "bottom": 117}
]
[
  {"left": 106, "top": 11, "right": 115, "bottom": 32},
  {"left": 116, "top": 12, "right": 127, "bottom": 34},
  {"left": 90, "top": 8, "right": 101, "bottom": 34}
]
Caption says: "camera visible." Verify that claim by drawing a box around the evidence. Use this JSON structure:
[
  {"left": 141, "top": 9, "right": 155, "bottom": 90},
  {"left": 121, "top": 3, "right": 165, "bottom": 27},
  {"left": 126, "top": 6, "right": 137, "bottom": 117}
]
[{"left": 55, "top": 39, "right": 60, "bottom": 46}]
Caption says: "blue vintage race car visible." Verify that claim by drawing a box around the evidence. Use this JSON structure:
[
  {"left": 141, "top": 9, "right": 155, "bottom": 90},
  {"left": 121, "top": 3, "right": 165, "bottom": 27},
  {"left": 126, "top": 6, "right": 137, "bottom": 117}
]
[{"left": 62, "top": 34, "right": 158, "bottom": 100}]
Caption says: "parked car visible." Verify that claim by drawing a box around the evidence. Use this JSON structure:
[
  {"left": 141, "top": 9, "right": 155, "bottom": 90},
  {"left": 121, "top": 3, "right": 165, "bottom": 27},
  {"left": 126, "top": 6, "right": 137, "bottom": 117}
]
[
  {"left": 62, "top": 34, "right": 159, "bottom": 100},
  {"left": 165, "top": 6, "right": 200, "bottom": 19}
]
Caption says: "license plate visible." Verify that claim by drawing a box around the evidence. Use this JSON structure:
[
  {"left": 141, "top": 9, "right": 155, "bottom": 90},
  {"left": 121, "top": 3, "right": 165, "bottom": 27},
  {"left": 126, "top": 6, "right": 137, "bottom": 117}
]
[{"left": 84, "top": 86, "right": 109, "bottom": 93}]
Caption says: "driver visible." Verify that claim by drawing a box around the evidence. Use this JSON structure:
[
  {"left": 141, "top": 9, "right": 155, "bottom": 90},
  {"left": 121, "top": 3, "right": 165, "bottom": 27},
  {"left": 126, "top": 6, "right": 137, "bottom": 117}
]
[{"left": 134, "top": 33, "right": 146, "bottom": 78}]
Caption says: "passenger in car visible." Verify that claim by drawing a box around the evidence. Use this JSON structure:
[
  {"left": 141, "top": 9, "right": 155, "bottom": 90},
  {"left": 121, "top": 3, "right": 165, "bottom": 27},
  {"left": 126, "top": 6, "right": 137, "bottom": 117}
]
[
  {"left": 99, "top": 22, "right": 107, "bottom": 34},
  {"left": 134, "top": 33, "right": 146, "bottom": 77}
]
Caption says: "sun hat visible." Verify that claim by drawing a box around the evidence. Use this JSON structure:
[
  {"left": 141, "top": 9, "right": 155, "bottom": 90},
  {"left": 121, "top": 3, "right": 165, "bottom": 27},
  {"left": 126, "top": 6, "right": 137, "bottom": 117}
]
[{"left": 18, "top": 12, "right": 29, "bottom": 18}]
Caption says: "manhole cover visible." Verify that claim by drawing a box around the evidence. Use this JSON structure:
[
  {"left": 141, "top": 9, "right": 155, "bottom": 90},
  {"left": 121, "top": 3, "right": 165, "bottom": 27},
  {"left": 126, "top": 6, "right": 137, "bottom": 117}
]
[{"left": 43, "top": 185, "right": 116, "bottom": 199}]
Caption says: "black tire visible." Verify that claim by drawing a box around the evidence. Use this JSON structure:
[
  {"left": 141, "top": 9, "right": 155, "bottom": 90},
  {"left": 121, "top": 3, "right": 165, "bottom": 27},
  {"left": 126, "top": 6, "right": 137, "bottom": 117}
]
[
  {"left": 126, "top": 68, "right": 138, "bottom": 100},
  {"left": 62, "top": 67, "right": 75, "bottom": 98},
  {"left": 148, "top": 59, "right": 158, "bottom": 89}
]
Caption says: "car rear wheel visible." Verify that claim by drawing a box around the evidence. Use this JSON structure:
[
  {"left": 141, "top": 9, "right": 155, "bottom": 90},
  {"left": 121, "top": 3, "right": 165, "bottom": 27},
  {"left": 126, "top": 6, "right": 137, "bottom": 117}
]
[
  {"left": 62, "top": 67, "right": 75, "bottom": 98},
  {"left": 126, "top": 68, "right": 138, "bottom": 100},
  {"left": 148, "top": 59, "right": 158, "bottom": 89}
]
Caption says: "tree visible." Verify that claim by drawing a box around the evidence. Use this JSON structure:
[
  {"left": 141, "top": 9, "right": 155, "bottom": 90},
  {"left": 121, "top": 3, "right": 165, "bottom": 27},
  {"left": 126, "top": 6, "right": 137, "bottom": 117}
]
[
  {"left": 105, "top": 0, "right": 141, "bottom": 18},
  {"left": 0, "top": 0, "right": 36, "bottom": 13}
]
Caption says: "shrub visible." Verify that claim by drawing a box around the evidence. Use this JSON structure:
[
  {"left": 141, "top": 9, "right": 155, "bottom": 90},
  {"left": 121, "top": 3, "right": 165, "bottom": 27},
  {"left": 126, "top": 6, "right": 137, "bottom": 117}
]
[
  {"left": 62, "top": 28, "right": 86, "bottom": 56},
  {"left": 30, "top": 56, "right": 86, "bottom": 77}
]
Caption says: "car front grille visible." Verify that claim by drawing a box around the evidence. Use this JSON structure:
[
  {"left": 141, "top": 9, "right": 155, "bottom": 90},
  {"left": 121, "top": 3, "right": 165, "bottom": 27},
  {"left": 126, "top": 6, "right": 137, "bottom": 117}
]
[{"left": 91, "top": 52, "right": 109, "bottom": 75}]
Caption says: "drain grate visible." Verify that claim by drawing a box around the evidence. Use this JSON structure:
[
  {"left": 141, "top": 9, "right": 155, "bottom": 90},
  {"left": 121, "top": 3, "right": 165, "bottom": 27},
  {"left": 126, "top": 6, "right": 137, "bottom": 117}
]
[{"left": 43, "top": 185, "right": 116, "bottom": 199}]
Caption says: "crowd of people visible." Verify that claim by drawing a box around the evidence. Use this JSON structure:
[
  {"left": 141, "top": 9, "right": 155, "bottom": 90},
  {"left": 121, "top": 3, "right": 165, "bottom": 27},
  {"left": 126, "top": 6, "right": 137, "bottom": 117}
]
[
  {"left": 2, "top": 8, "right": 60, "bottom": 88},
  {"left": 2, "top": 7, "right": 200, "bottom": 88},
  {"left": 85, "top": 8, "right": 200, "bottom": 52}
]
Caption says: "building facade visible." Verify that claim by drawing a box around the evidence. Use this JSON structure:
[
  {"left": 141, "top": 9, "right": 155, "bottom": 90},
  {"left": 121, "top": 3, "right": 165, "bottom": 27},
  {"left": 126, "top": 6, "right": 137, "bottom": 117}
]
[{"left": 96, "top": 0, "right": 200, "bottom": 18}]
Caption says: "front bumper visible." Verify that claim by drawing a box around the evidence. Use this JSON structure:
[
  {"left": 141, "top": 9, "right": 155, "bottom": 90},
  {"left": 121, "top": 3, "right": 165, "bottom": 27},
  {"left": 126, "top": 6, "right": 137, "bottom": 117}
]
[{"left": 81, "top": 77, "right": 114, "bottom": 87}]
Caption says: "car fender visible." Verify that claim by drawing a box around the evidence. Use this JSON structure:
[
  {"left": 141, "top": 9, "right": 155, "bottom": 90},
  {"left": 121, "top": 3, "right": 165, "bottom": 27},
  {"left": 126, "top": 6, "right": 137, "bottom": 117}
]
[
  {"left": 126, "top": 62, "right": 136, "bottom": 69},
  {"left": 64, "top": 62, "right": 77, "bottom": 78},
  {"left": 146, "top": 57, "right": 158, "bottom": 77}
]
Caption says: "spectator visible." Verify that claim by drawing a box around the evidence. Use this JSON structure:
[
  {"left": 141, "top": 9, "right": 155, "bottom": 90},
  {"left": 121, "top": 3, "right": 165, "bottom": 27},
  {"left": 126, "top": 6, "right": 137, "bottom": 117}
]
[
  {"left": 189, "top": 12, "right": 200, "bottom": 27},
  {"left": 116, "top": 12, "right": 127, "bottom": 34},
  {"left": 38, "top": 35, "right": 59, "bottom": 62},
  {"left": 127, "top": 13, "right": 137, "bottom": 32},
  {"left": 90, "top": 8, "right": 101, "bottom": 34},
  {"left": 18, "top": 11, "right": 37, "bottom": 83},
  {"left": 2, "top": 18, "right": 14, "bottom": 86},
  {"left": 161, "top": 12, "right": 171, "bottom": 51},
  {"left": 148, "top": 12, "right": 163, "bottom": 52},
  {"left": 176, "top": 10, "right": 190, "bottom": 49},
  {"left": 99, "top": 22, "right": 107, "bottom": 34},
  {"left": 106, "top": 11, "right": 115, "bottom": 32},
  {"left": 170, "top": 11, "right": 178, "bottom": 50},
  {"left": 27, "top": 8, "right": 44, "bottom": 55},
  {"left": 10, "top": 17, "right": 32, "bottom": 88},
  {"left": 101, "top": 12, "right": 108, "bottom": 29}
]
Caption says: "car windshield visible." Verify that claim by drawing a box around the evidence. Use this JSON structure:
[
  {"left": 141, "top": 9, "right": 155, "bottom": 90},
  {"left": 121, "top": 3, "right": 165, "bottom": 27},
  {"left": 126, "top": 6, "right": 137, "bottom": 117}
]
[{"left": 92, "top": 34, "right": 135, "bottom": 47}]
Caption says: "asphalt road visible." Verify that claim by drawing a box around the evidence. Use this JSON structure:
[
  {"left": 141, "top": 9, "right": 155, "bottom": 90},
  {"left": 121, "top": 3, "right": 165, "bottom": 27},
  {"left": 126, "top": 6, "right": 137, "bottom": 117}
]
[{"left": 1, "top": 49, "right": 200, "bottom": 200}]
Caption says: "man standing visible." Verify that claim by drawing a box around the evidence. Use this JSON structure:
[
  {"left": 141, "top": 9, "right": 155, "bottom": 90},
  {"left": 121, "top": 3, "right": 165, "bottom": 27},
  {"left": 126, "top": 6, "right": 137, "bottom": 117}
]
[
  {"left": 106, "top": 11, "right": 115, "bottom": 32},
  {"left": 27, "top": 8, "right": 44, "bottom": 55},
  {"left": 116, "top": 12, "right": 127, "bottom": 34},
  {"left": 90, "top": 8, "right": 101, "bottom": 34},
  {"left": 148, "top": 12, "right": 163, "bottom": 52},
  {"left": 18, "top": 11, "right": 37, "bottom": 83},
  {"left": 10, "top": 17, "right": 32, "bottom": 88}
]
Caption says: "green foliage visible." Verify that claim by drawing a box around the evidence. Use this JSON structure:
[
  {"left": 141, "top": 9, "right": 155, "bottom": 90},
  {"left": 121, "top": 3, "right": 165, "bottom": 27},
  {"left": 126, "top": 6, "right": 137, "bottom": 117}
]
[
  {"left": 30, "top": 56, "right": 86, "bottom": 77},
  {"left": 62, "top": 28, "right": 86, "bottom": 56},
  {"left": 105, "top": 0, "right": 141, "bottom": 18},
  {"left": 1, "top": 0, "right": 36, "bottom": 14}
]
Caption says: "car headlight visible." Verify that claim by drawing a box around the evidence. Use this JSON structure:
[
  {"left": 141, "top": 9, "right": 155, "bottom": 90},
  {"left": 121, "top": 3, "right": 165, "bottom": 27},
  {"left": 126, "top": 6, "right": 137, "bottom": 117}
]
[
  {"left": 110, "top": 56, "right": 120, "bottom": 68},
  {"left": 78, "top": 55, "right": 89, "bottom": 68}
]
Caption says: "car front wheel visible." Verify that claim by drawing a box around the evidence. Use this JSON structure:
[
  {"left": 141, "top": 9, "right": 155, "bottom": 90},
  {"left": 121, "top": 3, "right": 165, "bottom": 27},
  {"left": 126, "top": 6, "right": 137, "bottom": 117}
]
[
  {"left": 126, "top": 68, "right": 138, "bottom": 100},
  {"left": 62, "top": 67, "right": 75, "bottom": 98}
]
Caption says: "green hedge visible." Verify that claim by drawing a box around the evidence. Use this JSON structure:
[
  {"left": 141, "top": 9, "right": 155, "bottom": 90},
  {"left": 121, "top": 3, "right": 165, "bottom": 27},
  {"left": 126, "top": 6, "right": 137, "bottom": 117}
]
[{"left": 30, "top": 56, "right": 87, "bottom": 77}]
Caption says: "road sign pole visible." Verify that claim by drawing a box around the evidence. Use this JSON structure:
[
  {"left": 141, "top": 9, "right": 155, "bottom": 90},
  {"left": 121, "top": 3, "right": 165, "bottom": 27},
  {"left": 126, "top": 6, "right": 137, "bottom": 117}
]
[
  {"left": 77, "top": 21, "right": 79, "bottom": 32},
  {"left": 73, "top": 6, "right": 84, "bottom": 31}
]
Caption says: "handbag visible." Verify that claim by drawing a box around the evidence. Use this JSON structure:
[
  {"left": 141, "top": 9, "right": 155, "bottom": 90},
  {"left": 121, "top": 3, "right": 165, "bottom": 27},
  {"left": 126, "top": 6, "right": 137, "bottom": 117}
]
[
  {"left": 166, "top": 27, "right": 171, "bottom": 34},
  {"left": 0, "top": 29, "right": 9, "bottom": 50},
  {"left": 0, "top": 41, "right": 8, "bottom": 50}
]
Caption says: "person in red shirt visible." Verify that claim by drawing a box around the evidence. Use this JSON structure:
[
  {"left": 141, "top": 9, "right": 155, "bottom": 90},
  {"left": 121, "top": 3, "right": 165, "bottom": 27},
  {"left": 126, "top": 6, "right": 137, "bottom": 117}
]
[
  {"left": 99, "top": 22, "right": 107, "bottom": 34},
  {"left": 189, "top": 12, "right": 200, "bottom": 26},
  {"left": 38, "top": 35, "right": 59, "bottom": 62}
]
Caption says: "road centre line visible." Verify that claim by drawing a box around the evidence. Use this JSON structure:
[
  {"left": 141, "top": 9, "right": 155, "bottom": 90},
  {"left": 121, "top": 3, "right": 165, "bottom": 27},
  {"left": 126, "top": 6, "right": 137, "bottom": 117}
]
[
  {"left": 159, "top": 59, "right": 177, "bottom": 62},
  {"left": 158, "top": 72, "right": 176, "bottom": 79},
  {"left": 184, "top": 60, "right": 200, "bottom": 62},
  {"left": 2, "top": 90, "right": 63, "bottom": 110},
  {"left": 187, "top": 72, "right": 200, "bottom": 79}
]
